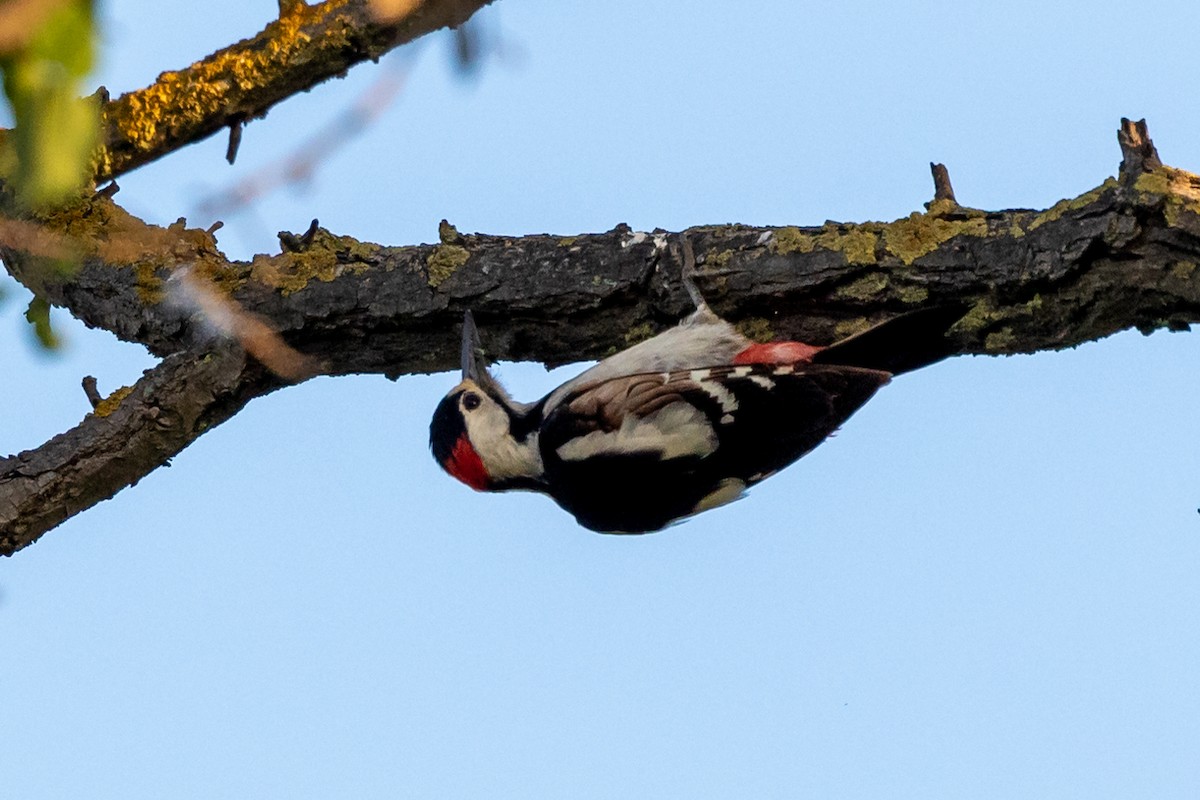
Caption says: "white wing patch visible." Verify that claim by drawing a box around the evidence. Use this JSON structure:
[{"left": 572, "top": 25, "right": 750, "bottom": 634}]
[
  {"left": 556, "top": 402, "right": 717, "bottom": 462},
  {"left": 690, "top": 371, "right": 739, "bottom": 417},
  {"left": 748, "top": 374, "right": 775, "bottom": 391}
]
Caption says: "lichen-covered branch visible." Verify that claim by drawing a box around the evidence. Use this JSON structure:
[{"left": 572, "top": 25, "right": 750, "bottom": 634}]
[
  {"left": 12, "top": 122, "right": 1200, "bottom": 371},
  {"left": 0, "top": 347, "right": 278, "bottom": 555},
  {"left": 93, "top": 0, "right": 494, "bottom": 181},
  {"left": 3, "top": 120, "right": 1199, "bottom": 554}
]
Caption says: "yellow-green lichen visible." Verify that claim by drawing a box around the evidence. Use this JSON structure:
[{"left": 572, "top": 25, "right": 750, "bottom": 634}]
[
  {"left": 955, "top": 299, "right": 1001, "bottom": 334},
  {"left": 623, "top": 322, "right": 655, "bottom": 345},
  {"left": 101, "top": 0, "right": 358, "bottom": 178},
  {"left": 924, "top": 198, "right": 961, "bottom": 217},
  {"left": 1028, "top": 178, "right": 1118, "bottom": 232},
  {"left": 834, "top": 273, "right": 888, "bottom": 301},
  {"left": 833, "top": 318, "right": 871, "bottom": 339},
  {"left": 735, "top": 317, "right": 774, "bottom": 343},
  {"left": 896, "top": 284, "right": 929, "bottom": 304},
  {"left": 92, "top": 385, "right": 134, "bottom": 418},
  {"left": 251, "top": 250, "right": 338, "bottom": 296},
  {"left": 1170, "top": 261, "right": 1197, "bottom": 280},
  {"left": 135, "top": 262, "right": 164, "bottom": 304},
  {"left": 36, "top": 197, "right": 236, "bottom": 306},
  {"left": 770, "top": 224, "right": 877, "bottom": 266},
  {"left": 558, "top": 237, "right": 578, "bottom": 247},
  {"left": 771, "top": 226, "right": 816, "bottom": 255},
  {"left": 192, "top": 259, "right": 246, "bottom": 296},
  {"left": 438, "top": 219, "right": 463, "bottom": 244},
  {"left": 1134, "top": 168, "right": 1200, "bottom": 227},
  {"left": 707, "top": 249, "right": 734, "bottom": 269},
  {"left": 816, "top": 227, "right": 878, "bottom": 266},
  {"left": 1133, "top": 170, "right": 1172, "bottom": 197},
  {"left": 426, "top": 244, "right": 470, "bottom": 288},
  {"left": 984, "top": 327, "right": 1017, "bottom": 352},
  {"left": 249, "top": 229, "right": 374, "bottom": 296},
  {"left": 883, "top": 212, "right": 987, "bottom": 265}
]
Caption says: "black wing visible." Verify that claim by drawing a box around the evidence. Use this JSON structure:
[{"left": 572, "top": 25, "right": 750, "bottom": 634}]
[{"left": 539, "top": 363, "right": 890, "bottom": 533}]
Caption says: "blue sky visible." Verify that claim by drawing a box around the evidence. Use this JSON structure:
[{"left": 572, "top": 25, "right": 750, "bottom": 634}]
[{"left": 3, "top": 1, "right": 1200, "bottom": 797}]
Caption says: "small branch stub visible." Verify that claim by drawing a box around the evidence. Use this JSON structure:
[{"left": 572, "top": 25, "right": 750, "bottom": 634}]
[
  {"left": 439, "top": 219, "right": 464, "bottom": 245},
  {"left": 1118, "top": 118, "right": 1162, "bottom": 183},
  {"left": 94, "top": 182, "right": 120, "bottom": 200},
  {"left": 929, "top": 162, "right": 958, "bottom": 206},
  {"left": 226, "top": 119, "right": 245, "bottom": 165},
  {"left": 81, "top": 376, "right": 102, "bottom": 409},
  {"left": 279, "top": 218, "right": 320, "bottom": 252}
]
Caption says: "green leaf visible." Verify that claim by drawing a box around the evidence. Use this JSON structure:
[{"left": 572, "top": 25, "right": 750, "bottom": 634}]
[
  {"left": 0, "top": 0, "right": 98, "bottom": 210},
  {"left": 24, "top": 294, "right": 61, "bottom": 350}
]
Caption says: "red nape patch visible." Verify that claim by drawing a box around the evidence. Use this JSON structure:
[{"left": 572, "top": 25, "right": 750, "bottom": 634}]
[
  {"left": 733, "top": 341, "right": 822, "bottom": 365},
  {"left": 445, "top": 436, "right": 490, "bottom": 491}
]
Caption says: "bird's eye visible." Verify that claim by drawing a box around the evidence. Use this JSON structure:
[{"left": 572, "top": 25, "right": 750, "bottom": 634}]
[{"left": 462, "top": 392, "right": 482, "bottom": 411}]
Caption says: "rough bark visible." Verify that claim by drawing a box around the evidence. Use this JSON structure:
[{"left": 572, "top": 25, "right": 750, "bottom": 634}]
[
  {"left": 4, "top": 5, "right": 1200, "bottom": 563},
  {"left": 93, "top": 0, "right": 496, "bottom": 181},
  {"left": 0, "top": 348, "right": 280, "bottom": 554},
  {"left": 15, "top": 122, "right": 1200, "bottom": 371}
]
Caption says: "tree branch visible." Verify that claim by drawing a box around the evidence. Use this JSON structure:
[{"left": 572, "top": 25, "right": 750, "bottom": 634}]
[
  {"left": 3, "top": 120, "right": 1199, "bottom": 554},
  {"left": 92, "top": 0, "right": 494, "bottom": 181},
  {"left": 0, "top": 347, "right": 279, "bottom": 555},
  {"left": 12, "top": 122, "right": 1200, "bottom": 365}
]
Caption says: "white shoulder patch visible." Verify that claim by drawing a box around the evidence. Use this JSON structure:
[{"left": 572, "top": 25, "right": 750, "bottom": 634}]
[{"left": 556, "top": 402, "right": 717, "bottom": 462}]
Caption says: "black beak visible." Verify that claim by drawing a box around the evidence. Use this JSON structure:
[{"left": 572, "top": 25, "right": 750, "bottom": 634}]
[{"left": 461, "top": 311, "right": 483, "bottom": 382}]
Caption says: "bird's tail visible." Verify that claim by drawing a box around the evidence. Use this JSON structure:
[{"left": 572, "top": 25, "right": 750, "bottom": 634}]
[{"left": 812, "top": 303, "right": 968, "bottom": 376}]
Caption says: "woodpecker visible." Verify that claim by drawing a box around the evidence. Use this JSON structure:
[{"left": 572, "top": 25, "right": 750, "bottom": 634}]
[{"left": 430, "top": 240, "right": 964, "bottom": 533}]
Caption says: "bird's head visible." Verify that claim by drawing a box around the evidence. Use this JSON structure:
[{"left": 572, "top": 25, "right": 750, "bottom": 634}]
[{"left": 429, "top": 313, "right": 544, "bottom": 492}]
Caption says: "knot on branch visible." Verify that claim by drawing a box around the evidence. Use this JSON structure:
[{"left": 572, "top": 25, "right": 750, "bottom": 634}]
[{"left": 1118, "top": 118, "right": 1162, "bottom": 184}]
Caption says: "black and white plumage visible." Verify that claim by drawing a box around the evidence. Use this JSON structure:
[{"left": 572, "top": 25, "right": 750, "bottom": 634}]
[{"left": 430, "top": 256, "right": 964, "bottom": 533}]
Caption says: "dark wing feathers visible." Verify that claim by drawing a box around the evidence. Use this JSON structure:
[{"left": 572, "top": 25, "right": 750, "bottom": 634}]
[{"left": 538, "top": 363, "right": 890, "bottom": 532}]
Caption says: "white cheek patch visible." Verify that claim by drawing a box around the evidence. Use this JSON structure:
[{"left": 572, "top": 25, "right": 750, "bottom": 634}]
[
  {"left": 465, "top": 399, "right": 543, "bottom": 481},
  {"left": 557, "top": 402, "right": 717, "bottom": 462}
]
